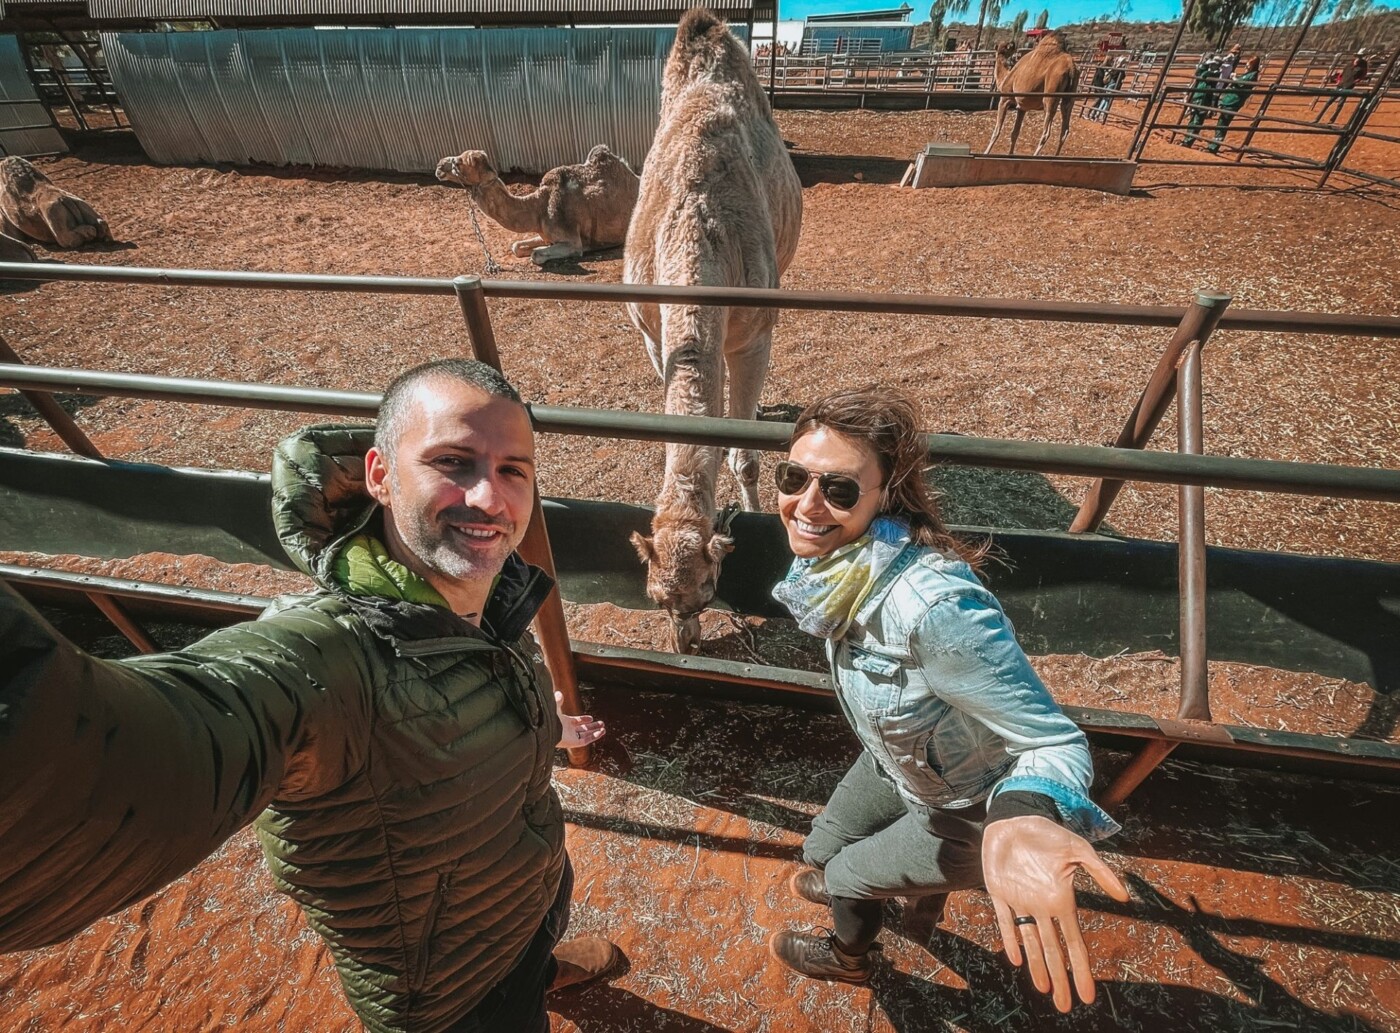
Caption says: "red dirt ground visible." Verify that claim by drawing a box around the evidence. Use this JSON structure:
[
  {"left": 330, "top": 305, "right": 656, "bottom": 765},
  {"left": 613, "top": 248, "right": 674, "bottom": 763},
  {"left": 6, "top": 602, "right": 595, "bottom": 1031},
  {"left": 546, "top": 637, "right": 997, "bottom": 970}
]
[{"left": 1, "top": 109, "right": 1398, "bottom": 1031}]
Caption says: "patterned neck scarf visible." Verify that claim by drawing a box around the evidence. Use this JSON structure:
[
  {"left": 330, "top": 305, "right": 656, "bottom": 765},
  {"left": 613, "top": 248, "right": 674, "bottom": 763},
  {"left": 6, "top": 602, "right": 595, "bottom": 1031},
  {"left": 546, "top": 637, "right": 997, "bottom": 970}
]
[{"left": 772, "top": 516, "right": 912, "bottom": 640}]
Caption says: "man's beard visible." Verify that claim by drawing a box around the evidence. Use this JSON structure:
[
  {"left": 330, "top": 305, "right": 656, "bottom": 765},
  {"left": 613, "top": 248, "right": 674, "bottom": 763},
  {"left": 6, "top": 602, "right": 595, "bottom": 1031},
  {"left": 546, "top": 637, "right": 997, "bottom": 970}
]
[{"left": 397, "top": 505, "right": 516, "bottom": 586}]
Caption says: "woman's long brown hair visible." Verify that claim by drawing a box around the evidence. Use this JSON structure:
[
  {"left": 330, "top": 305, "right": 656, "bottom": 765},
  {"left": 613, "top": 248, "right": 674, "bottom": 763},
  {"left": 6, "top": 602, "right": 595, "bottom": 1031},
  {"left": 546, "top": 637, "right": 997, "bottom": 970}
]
[{"left": 790, "top": 386, "right": 985, "bottom": 572}]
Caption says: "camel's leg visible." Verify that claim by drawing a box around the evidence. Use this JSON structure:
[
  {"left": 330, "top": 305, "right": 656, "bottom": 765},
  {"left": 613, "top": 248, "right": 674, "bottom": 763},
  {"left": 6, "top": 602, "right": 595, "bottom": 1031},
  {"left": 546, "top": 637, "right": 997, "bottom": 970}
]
[
  {"left": 1008, "top": 110, "right": 1026, "bottom": 155},
  {"left": 984, "top": 101, "right": 1011, "bottom": 155},
  {"left": 1055, "top": 100, "right": 1074, "bottom": 156},
  {"left": 530, "top": 241, "right": 584, "bottom": 266},
  {"left": 510, "top": 235, "right": 548, "bottom": 258},
  {"left": 1033, "top": 107, "right": 1056, "bottom": 156},
  {"left": 724, "top": 324, "right": 773, "bottom": 512}
]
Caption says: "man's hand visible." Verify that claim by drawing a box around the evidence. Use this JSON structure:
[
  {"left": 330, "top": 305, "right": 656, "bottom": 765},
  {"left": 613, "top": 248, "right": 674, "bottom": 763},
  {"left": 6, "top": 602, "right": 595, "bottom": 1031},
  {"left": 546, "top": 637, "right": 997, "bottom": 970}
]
[
  {"left": 555, "top": 691, "right": 606, "bottom": 749},
  {"left": 981, "top": 815, "right": 1129, "bottom": 1013}
]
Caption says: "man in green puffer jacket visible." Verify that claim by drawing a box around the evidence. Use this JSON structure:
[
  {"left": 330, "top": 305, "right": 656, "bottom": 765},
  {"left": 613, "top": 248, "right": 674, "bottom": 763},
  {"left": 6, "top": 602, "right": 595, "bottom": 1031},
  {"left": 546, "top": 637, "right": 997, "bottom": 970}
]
[{"left": 0, "top": 359, "right": 617, "bottom": 1032}]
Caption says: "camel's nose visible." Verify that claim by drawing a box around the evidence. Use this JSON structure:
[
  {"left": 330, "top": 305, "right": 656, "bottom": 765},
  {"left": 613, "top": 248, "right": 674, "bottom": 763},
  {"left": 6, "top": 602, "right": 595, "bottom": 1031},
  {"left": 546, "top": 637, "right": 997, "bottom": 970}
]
[
  {"left": 434, "top": 157, "right": 457, "bottom": 181},
  {"left": 670, "top": 614, "right": 702, "bottom": 655}
]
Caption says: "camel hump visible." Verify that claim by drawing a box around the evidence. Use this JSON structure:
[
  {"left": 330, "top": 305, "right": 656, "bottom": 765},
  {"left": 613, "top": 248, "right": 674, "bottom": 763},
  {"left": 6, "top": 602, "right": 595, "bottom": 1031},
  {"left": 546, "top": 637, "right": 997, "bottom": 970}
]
[
  {"left": 674, "top": 7, "right": 727, "bottom": 58},
  {"left": 585, "top": 144, "right": 616, "bottom": 164}
]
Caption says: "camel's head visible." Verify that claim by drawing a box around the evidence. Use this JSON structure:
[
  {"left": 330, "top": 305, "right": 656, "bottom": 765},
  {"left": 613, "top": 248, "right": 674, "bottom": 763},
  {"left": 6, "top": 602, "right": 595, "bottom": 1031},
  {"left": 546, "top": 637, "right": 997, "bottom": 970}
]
[
  {"left": 435, "top": 150, "right": 497, "bottom": 188},
  {"left": 996, "top": 41, "right": 1017, "bottom": 60},
  {"left": 630, "top": 506, "right": 738, "bottom": 655}
]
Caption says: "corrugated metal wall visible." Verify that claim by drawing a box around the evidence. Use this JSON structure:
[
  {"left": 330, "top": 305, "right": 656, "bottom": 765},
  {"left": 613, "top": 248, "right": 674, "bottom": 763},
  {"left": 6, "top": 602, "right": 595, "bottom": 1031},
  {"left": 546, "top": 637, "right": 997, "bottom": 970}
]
[
  {"left": 102, "top": 26, "right": 677, "bottom": 173},
  {"left": 0, "top": 34, "right": 67, "bottom": 157}
]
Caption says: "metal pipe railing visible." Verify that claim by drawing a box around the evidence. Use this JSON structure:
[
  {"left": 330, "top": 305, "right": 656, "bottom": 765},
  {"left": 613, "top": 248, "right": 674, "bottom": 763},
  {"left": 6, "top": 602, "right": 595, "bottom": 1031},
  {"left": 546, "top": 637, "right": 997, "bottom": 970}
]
[
  {"left": 1177, "top": 341, "right": 1209, "bottom": 722},
  {"left": 452, "top": 276, "right": 588, "bottom": 765},
  {"left": 5, "top": 362, "right": 1400, "bottom": 503},
  {"left": 1071, "top": 291, "right": 1233, "bottom": 532},
  {"left": 2, "top": 263, "right": 1399, "bottom": 338}
]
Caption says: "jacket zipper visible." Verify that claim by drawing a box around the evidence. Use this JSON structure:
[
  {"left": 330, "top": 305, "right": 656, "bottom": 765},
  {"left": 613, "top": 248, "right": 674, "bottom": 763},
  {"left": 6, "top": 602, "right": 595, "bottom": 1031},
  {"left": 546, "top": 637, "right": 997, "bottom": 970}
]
[{"left": 414, "top": 870, "right": 450, "bottom": 990}]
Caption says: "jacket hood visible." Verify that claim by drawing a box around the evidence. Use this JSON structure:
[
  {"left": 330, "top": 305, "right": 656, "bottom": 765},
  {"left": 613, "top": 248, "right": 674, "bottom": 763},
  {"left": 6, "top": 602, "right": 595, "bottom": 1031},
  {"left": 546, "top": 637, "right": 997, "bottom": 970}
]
[{"left": 271, "top": 423, "right": 380, "bottom": 589}]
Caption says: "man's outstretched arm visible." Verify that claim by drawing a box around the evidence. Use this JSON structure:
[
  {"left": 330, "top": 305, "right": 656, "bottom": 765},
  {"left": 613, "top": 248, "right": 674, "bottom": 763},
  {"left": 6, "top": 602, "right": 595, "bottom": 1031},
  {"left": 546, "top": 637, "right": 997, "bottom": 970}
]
[{"left": 0, "top": 583, "right": 372, "bottom": 952}]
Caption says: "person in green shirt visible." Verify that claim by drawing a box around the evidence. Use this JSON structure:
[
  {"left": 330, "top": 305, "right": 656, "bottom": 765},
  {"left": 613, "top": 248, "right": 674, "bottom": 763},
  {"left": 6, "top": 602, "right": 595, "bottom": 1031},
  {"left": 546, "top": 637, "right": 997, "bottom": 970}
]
[{"left": 1207, "top": 56, "right": 1261, "bottom": 155}]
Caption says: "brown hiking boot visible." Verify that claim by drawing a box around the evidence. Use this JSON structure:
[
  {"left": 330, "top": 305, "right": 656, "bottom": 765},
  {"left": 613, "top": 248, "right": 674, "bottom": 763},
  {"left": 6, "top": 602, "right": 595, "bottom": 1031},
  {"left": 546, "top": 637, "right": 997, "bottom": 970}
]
[
  {"left": 549, "top": 936, "right": 622, "bottom": 992},
  {"left": 789, "top": 867, "right": 830, "bottom": 907},
  {"left": 768, "top": 929, "right": 877, "bottom": 984}
]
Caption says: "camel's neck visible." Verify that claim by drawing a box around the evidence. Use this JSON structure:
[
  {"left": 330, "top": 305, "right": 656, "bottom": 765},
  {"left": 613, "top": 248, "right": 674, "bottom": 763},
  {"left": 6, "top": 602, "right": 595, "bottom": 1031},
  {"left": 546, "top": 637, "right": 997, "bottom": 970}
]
[
  {"left": 994, "top": 53, "right": 1011, "bottom": 89},
  {"left": 657, "top": 443, "right": 720, "bottom": 519},
  {"left": 469, "top": 176, "right": 547, "bottom": 233}
]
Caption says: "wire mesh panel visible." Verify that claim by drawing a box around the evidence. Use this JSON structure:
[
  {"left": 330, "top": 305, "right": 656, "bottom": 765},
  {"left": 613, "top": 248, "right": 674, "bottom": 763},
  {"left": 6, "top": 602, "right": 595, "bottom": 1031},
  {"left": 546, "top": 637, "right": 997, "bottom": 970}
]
[{"left": 101, "top": 26, "right": 673, "bottom": 173}]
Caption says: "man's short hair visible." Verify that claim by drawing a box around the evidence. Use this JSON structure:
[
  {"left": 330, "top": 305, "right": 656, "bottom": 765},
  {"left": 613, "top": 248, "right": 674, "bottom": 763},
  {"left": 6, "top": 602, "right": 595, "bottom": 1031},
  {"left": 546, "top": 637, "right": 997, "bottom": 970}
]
[{"left": 375, "top": 359, "right": 523, "bottom": 464}]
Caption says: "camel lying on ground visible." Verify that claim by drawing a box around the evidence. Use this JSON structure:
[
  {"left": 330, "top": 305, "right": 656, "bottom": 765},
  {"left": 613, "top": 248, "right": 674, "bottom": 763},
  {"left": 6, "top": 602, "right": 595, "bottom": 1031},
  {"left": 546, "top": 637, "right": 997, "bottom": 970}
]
[
  {"left": 986, "top": 35, "right": 1080, "bottom": 156},
  {"left": 0, "top": 157, "right": 112, "bottom": 248},
  {"left": 625, "top": 7, "right": 803, "bottom": 654},
  {"left": 435, "top": 146, "right": 639, "bottom": 266}
]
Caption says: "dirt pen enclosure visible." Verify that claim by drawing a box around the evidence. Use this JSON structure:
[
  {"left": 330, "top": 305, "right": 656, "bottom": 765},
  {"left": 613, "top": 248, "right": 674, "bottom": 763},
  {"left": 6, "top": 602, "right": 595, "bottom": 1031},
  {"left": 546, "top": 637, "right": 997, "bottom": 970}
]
[{"left": 2, "top": 104, "right": 1399, "bottom": 1031}]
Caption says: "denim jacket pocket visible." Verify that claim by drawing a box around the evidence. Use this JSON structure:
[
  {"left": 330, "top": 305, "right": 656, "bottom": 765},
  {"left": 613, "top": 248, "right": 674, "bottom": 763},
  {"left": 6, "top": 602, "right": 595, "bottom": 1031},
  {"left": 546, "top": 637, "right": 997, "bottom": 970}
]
[{"left": 844, "top": 644, "right": 905, "bottom": 713}]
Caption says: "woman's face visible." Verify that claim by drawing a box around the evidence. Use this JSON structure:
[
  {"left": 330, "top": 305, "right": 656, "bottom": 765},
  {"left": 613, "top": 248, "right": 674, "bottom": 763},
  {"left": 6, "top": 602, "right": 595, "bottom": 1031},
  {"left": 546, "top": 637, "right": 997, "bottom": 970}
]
[{"left": 779, "top": 426, "right": 886, "bottom": 559}]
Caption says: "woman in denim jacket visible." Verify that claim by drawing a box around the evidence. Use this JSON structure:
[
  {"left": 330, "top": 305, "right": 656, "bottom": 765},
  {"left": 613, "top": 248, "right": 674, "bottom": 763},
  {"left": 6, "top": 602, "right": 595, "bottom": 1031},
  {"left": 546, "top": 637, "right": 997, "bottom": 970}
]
[{"left": 767, "top": 386, "right": 1127, "bottom": 1012}]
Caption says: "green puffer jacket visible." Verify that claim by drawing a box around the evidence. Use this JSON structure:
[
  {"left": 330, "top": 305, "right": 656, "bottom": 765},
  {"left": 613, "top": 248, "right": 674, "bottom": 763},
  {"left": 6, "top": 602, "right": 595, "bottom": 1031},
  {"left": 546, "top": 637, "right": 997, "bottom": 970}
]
[{"left": 0, "top": 424, "right": 565, "bottom": 1033}]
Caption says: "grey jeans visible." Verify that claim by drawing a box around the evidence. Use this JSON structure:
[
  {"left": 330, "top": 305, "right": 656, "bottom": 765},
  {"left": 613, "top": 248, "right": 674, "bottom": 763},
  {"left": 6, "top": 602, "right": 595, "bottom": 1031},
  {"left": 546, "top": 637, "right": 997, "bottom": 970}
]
[{"left": 804, "top": 749, "right": 986, "bottom": 901}]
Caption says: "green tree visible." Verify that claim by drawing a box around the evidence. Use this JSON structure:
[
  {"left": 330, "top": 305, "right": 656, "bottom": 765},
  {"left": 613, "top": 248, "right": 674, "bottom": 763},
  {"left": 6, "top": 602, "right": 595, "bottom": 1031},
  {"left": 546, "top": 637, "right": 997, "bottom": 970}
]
[
  {"left": 1011, "top": 9, "right": 1030, "bottom": 33},
  {"left": 1188, "top": 0, "right": 1259, "bottom": 48},
  {"left": 929, "top": 0, "right": 950, "bottom": 41},
  {"left": 946, "top": 0, "right": 1005, "bottom": 49},
  {"left": 1034, "top": 8, "right": 1050, "bottom": 27}
]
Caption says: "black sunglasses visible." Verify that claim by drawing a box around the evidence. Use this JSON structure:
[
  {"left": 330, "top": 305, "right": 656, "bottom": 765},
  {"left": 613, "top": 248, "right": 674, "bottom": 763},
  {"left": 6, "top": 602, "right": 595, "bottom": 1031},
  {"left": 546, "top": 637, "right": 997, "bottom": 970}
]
[{"left": 774, "top": 460, "right": 872, "bottom": 510}]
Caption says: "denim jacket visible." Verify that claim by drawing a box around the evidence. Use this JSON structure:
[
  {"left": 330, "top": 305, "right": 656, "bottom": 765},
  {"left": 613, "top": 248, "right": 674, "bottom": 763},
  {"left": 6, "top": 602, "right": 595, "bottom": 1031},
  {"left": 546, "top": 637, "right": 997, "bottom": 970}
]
[{"left": 826, "top": 539, "right": 1120, "bottom": 842}]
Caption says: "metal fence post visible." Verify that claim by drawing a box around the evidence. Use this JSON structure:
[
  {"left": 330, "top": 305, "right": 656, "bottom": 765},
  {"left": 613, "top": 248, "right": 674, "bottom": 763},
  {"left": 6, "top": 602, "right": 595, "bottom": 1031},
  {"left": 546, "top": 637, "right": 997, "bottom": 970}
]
[
  {"left": 1127, "top": 1, "right": 1195, "bottom": 159},
  {"left": 1238, "top": 0, "right": 1326, "bottom": 158},
  {"left": 0, "top": 335, "right": 104, "bottom": 459},
  {"left": 1177, "top": 341, "right": 1210, "bottom": 721},
  {"left": 452, "top": 275, "right": 591, "bottom": 767},
  {"left": 1070, "top": 290, "right": 1232, "bottom": 534},
  {"left": 1318, "top": 40, "right": 1400, "bottom": 188}
]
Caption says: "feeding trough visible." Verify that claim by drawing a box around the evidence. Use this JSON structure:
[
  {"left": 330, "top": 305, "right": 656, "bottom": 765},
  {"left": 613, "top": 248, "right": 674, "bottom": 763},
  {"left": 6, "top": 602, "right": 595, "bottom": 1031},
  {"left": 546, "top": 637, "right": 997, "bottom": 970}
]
[{"left": 901, "top": 142, "right": 1138, "bottom": 195}]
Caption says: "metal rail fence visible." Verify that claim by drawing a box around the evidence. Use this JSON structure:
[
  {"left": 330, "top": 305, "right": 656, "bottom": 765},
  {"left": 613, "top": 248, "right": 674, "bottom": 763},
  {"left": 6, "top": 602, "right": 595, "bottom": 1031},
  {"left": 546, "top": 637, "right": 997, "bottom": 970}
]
[{"left": 1, "top": 260, "right": 1398, "bottom": 797}]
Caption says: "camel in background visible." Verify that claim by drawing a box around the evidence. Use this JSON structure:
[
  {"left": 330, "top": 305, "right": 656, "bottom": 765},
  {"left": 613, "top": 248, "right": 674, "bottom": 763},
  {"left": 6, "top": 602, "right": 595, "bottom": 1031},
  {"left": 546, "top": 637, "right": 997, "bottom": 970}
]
[
  {"left": 626, "top": 7, "right": 802, "bottom": 654},
  {"left": 0, "top": 157, "right": 111, "bottom": 247},
  {"left": 985, "top": 35, "right": 1080, "bottom": 156},
  {"left": 435, "top": 146, "right": 639, "bottom": 265}
]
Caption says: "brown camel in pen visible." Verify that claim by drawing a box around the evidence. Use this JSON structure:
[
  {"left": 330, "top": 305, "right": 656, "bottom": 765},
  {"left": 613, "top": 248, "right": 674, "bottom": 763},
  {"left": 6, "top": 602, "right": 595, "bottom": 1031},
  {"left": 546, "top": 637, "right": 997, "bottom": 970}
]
[{"left": 985, "top": 35, "right": 1080, "bottom": 156}]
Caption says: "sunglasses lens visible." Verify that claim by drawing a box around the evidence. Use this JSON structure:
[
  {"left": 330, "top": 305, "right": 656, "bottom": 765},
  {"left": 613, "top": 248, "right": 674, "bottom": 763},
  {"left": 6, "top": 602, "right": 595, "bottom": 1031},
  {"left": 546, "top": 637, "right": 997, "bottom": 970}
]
[
  {"left": 821, "top": 476, "right": 864, "bottom": 510},
  {"left": 775, "top": 461, "right": 810, "bottom": 495}
]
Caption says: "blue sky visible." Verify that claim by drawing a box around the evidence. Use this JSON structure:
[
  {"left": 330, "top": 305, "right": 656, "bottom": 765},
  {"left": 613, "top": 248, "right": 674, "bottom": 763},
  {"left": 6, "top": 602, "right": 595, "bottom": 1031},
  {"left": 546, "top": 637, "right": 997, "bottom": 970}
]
[{"left": 780, "top": 0, "right": 1397, "bottom": 25}]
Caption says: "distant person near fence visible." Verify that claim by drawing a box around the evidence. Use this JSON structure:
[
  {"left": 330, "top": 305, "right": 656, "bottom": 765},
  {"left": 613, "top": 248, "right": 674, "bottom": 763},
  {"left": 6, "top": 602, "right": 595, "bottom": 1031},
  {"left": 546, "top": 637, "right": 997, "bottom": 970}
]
[
  {"left": 1182, "top": 53, "right": 1222, "bottom": 149},
  {"left": 1207, "top": 55, "right": 1260, "bottom": 156},
  {"left": 1315, "top": 52, "right": 1370, "bottom": 124}
]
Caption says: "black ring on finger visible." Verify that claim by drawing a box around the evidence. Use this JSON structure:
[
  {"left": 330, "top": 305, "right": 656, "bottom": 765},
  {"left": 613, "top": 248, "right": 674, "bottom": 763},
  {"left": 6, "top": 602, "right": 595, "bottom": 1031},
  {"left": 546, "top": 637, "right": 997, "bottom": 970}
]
[{"left": 1013, "top": 915, "right": 1038, "bottom": 927}]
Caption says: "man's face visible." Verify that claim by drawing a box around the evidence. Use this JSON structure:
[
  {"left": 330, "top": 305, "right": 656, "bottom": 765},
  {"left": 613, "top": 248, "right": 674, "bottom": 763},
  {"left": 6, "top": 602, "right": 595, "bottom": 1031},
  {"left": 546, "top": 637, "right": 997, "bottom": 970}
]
[{"left": 365, "top": 378, "right": 535, "bottom": 589}]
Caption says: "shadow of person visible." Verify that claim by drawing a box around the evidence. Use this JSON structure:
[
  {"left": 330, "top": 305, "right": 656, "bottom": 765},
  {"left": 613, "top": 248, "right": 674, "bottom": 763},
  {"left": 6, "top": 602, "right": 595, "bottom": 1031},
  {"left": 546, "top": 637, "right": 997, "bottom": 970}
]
[
  {"left": 873, "top": 923, "right": 1389, "bottom": 1033},
  {"left": 550, "top": 983, "right": 738, "bottom": 1032}
]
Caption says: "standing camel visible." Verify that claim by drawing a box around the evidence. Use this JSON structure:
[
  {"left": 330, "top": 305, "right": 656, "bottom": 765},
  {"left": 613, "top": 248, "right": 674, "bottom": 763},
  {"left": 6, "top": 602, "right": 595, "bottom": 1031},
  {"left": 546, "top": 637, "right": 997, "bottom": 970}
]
[
  {"left": 626, "top": 7, "right": 803, "bottom": 653},
  {"left": 985, "top": 35, "right": 1080, "bottom": 156}
]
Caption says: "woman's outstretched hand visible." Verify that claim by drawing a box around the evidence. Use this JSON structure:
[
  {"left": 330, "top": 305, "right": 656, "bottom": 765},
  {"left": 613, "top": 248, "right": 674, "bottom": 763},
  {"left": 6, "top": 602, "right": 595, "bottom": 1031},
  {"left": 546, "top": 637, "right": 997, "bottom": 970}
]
[
  {"left": 981, "top": 815, "right": 1130, "bottom": 1013},
  {"left": 554, "top": 691, "right": 606, "bottom": 749}
]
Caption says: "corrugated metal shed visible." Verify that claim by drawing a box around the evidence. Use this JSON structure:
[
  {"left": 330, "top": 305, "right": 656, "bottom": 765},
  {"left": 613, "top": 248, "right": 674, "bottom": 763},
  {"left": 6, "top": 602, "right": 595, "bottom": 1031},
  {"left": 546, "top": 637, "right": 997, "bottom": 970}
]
[
  {"left": 0, "top": 34, "right": 67, "bottom": 156},
  {"left": 102, "top": 26, "right": 675, "bottom": 173},
  {"left": 88, "top": 0, "right": 761, "bottom": 22}
]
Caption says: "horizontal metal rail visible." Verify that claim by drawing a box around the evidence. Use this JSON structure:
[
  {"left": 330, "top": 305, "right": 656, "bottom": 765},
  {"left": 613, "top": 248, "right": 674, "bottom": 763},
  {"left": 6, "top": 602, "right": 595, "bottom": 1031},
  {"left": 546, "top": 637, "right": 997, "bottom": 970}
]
[
  {"left": 5, "top": 363, "right": 1400, "bottom": 502},
  {"left": 2, "top": 263, "right": 1399, "bottom": 338},
  {"left": 8, "top": 565, "right": 1397, "bottom": 777}
]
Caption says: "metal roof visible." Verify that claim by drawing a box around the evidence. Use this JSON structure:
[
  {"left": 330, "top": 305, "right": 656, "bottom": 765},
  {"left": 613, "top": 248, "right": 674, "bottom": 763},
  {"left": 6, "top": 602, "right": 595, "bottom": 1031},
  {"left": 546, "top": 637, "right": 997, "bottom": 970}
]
[{"left": 87, "top": 0, "right": 763, "bottom": 22}]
